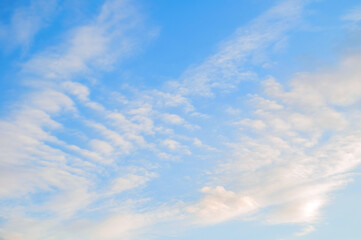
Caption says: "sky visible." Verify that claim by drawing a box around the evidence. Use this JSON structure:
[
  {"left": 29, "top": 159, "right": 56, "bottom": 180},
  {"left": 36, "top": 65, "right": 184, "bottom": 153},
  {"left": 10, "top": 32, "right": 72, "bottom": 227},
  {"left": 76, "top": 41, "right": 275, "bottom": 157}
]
[{"left": 1, "top": 0, "right": 361, "bottom": 239}]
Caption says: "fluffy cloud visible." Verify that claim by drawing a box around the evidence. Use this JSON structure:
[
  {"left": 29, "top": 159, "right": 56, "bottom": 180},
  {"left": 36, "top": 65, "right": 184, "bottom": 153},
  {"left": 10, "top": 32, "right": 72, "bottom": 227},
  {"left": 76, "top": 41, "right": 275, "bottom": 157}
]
[
  {"left": 0, "top": 1, "right": 159, "bottom": 239},
  {"left": 187, "top": 186, "right": 258, "bottom": 225},
  {"left": 2, "top": 0, "right": 361, "bottom": 239},
  {"left": 191, "top": 52, "right": 361, "bottom": 233}
]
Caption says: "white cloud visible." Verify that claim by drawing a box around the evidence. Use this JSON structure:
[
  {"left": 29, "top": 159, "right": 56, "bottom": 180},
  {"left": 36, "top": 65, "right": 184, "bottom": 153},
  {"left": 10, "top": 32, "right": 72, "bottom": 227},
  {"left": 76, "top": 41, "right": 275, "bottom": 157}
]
[
  {"left": 43, "top": 188, "right": 94, "bottom": 219},
  {"left": 193, "top": 138, "right": 203, "bottom": 147},
  {"left": 342, "top": 5, "right": 361, "bottom": 22},
  {"left": 93, "top": 213, "right": 150, "bottom": 240},
  {"left": 225, "top": 106, "right": 242, "bottom": 115},
  {"left": 162, "top": 139, "right": 191, "bottom": 155},
  {"left": 0, "top": 0, "right": 58, "bottom": 51},
  {"left": 68, "top": 144, "right": 106, "bottom": 163},
  {"left": 162, "top": 139, "right": 181, "bottom": 150},
  {"left": 268, "top": 198, "right": 325, "bottom": 224},
  {"left": 151, "top": 90, "right": 195, "bottom": 112},
  {"left": 87, "top": 121, "right": 133, "bottom": 154},
  {"left": 264, "top": 55, "right": 361, "bottom": 108},
  {"left": 295, "top": 225, "right": 315, "bottom": 236},
  {"left": 0, "top": 1, "right": 157, "bottom": 239},
  {"left": 111, "top": 172, "right": 157, "bottom": 194},
  {"left": 249, "top": 95, "right": 284, "bottom": 110},
  {"left": 2, "top": 0, "right": 361, "bottom": 239},
  {"left": 90, "top": 139, "right": 114, "bottom": 155},
  {"left": 108, "top": 111, "right": 154, "bottom": 136},
  {"left": 29, "top": 90, "right": 75, "bottom": 113},
  {"left": 172, "top": 0, "right": 307, "bottom": 97},
  {"left": 22, "top": 25, "right": 108, "bottom": 79},
  {"left": 22, "top": 0, "right": 148, "bottom": 81},
  {"left": 62, "top": 81, "right": 90, "bottom": 101},
  {"left": 161, "top": 113, "right": 184, "bottom": 125},
  {"left": 187, "top": 186, "right": 258, "bottom": 225},
  {"left": 192, "top": 138, "right": 217, "bottom": 152},
  {"left": 190, "top": 51, "right": 361, "bottom": 232},
  {"left": 237, "top": 118, "right": 267, "bottom": 130}
]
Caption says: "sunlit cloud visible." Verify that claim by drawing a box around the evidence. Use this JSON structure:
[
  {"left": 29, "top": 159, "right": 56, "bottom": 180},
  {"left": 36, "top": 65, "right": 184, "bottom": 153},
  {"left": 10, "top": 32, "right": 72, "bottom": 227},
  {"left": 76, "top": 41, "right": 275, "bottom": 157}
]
[{"left": 1, "top": 0, "right": 361, "bottom": 239}]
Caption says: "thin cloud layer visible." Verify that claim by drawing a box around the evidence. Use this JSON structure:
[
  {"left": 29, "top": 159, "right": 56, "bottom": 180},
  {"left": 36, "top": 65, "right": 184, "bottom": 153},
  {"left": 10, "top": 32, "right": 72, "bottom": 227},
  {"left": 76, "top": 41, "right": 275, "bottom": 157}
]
[
  {"left": 193, "top": 52, "right": 361, "bottom": 228},
  {"left": 1, "top": 0, "right": 361, "bottom": 239},
  {"left": 0, "top": 0, "right": 58, "bottom": 51}
]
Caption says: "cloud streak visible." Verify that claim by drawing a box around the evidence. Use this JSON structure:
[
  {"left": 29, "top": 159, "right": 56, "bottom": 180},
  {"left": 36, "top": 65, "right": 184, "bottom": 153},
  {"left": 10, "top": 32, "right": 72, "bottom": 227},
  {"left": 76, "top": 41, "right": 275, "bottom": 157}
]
[
  {"left": 1, "top": 0, "right": 361, "bottom": 239},
  {"left": 0, "top": 0, "right": 58, "bottom": 51},
  {"left": 190, "top": 51, "right": 361, "bottom": 233}
]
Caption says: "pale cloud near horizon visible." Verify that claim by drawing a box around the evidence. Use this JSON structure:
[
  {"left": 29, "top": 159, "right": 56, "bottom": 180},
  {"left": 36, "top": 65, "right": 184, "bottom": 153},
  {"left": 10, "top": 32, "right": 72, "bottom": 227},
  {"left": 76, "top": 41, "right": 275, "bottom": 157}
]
[
  {"left": 190, "top": 51, "right": 361, "bottom": 229},
  {"left": 1, "top": 0, "right": 361, "bottom": 239}
]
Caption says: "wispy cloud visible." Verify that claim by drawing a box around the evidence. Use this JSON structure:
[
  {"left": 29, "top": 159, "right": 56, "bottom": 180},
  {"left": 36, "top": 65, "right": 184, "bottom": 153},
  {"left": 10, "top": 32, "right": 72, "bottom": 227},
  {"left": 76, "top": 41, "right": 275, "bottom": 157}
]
[
  {"left": 342, "top": 5, "right": 361, "bottom": 22},
  {"left": 190, "top": 50, "right": 361, "bottom": 232},
  {"left": 0, "top": 0, "right": 159, "bottom": 239},
  {"left": 1, "top": 0, "right": 360, "bottom": 239},
  {"left": 0, "top": 0, "right": 58, "bottom": 51},
  {"left": 1, "top": 0, "right": 314, "bottom": 238},
  {"left": 169, "top": 0, "right": 308, "bottom": 97}
]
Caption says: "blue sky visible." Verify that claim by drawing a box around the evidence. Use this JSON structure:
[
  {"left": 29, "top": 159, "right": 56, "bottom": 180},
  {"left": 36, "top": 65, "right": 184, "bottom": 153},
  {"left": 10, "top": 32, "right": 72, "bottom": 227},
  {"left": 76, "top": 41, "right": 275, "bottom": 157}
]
[{"left": 1, "top": 0, "right": 361, "bottom": 239}]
